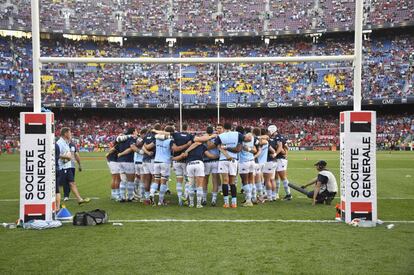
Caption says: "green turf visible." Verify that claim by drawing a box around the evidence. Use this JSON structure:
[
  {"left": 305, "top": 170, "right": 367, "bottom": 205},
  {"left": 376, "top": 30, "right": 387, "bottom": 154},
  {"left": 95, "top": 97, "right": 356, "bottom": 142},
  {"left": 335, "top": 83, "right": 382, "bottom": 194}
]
[{"left": 0, "top": 151, "right": 413, "bottom": 274}]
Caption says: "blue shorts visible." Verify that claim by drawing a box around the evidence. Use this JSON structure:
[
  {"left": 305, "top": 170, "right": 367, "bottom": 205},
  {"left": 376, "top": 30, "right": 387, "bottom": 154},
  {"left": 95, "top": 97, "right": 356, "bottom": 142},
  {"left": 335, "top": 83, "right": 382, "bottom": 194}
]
[{"left": 58, "top": 169, "right": 75, "bottom": 187}]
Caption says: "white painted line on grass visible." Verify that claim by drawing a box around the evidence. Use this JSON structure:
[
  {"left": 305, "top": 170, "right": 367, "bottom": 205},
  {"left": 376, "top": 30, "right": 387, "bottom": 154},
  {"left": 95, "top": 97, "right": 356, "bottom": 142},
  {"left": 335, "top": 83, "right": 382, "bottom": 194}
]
[{"left": 108, "top": 219, "right": 414, "bottom": 224}]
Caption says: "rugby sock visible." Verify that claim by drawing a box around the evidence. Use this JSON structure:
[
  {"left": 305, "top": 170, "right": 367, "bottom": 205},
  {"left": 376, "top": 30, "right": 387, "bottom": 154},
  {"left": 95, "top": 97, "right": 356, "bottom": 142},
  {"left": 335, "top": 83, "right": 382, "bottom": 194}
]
[
  {"left": 266, "top": 189, "right": 272, "bottom": 200},
  {"left": 189, "top": 185, "right": 195, "bottom": 206},
  {"left": 159, "top": 184, "right": 168, "bottom": 204},
  {"left": 144, "top": 191, "right": 150, "bottom": 199},
  {"left": 115, "top": 189, "right": 120, "bottom": 199},
  {"left": 150, "top": 182, "right": 158, "bottom": 196},
  {"left": 212, "top": 192, "right": 218, "bottom": 203},
  {"left": 127, "top": 181, "right": 135, "bottom": 200},
  {"left": 251, "top": 183, "right": 257, "bottom": 201},
  {"left": 272, "top": 190, "right": 277, "bottom": 200},
  {"left": 230, "top": 184, "right": 237, "bottom": 198},
  {"left": 176, "top": 182, "right": 183, "bottom": 202},
  {"left": 231, "top": 196, "right": 237, "bottom": 205},
  {"left": 283, "top": 179, "right": 291, "bottom": 195},
  {"left": 243, "top": 184, "right": 251, "bottom": 201},
  {"left": 196, "top": 187, "right": 203, "bottom": 206},
  {"left": 184, "top": 183, "right": 190, "bottom": 199},
  {"left": 119, "top": 181, "right": 126, "bottom": 200},
  {"left": 139, "top": 182, "right": 145, "bottom": 199},
  {"left": 222, "top": 184, "right": 229, "bottom": 205},
  {"left": 255, "top": 183, "right": 262, "bottom": 197},
  {"left": 202, "top": 188, "right": 208, "bottom": 201},
  {"left": 275, "top": 179, "right": 281, "bottom": 195}
]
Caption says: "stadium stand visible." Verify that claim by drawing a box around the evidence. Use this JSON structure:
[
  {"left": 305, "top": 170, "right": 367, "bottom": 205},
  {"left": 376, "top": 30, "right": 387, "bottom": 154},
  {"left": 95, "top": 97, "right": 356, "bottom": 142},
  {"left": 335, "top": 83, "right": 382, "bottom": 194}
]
[
  {"left": 0, "top": 32, "right": 413, "bottom": 105},
  {"left": 0, "top": 0, "right": 412, "bottom": 34}
]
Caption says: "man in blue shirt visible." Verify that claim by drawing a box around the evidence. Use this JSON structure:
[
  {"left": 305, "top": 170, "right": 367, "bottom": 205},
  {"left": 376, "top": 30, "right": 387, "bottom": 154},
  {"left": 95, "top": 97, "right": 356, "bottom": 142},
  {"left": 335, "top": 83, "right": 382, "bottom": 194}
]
[
  {"left": 106, "top": 140, "right": 120, "bottom": 200},
  {"left": 173, "top": 141, "right": 218, "bottom": 208},
  {"left": 116, "top": 128, "right": 138, "bottom": 202},
  {"left": 56, "top": 127, "right": 90, "bottom": 205},
  {"left": 171, "top": 123, "right": 194, "bottom": 205},
  {"left": 203, "top": 125, "right": 223, "bottom": 206}
]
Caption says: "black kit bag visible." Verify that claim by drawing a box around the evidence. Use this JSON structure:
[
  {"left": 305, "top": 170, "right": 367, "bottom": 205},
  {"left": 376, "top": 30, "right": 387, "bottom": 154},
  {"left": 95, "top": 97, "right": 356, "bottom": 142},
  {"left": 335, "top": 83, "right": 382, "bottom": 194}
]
[{"left": 73, "top": 209, "right": 108, "bottom": 226}]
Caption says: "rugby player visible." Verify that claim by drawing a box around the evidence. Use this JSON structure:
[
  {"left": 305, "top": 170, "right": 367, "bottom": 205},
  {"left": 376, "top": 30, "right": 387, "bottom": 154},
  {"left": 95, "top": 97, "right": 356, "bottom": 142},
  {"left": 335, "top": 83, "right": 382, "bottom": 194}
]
[
  {"left": 56, "top": 127, "right": 90, "bottom": 205},
  {"left": 106, "top": 140, "right": 121, "bottom": 200},
  {"left": 151, "top": 126, "right": 175, "bottom": 205},
  {"left": 116, "top": 128, "right": 139, "bottom": 202},
  {"left": 215, "top": 122, "right": 251, "bottom": 208},
  {"left": 133, "top": 129, "right": 147, "bottom": 201},
  {"left": 239, "top": 126, "right": 259, "bottom": 207},
  {"left": 253, "top": 127, "right": 268, "bottom": 203},
  {"left": 203, "top": 125, "right": 223, "bottom": 206},
  {"left": 272, "top": 126, "right": 292, "bottom": 200},
  {"left": 141, "top": 124, "right": 161, "bottom": 205},
  {"left": 170, "top": 123, "right": 194, "bottom": 206},
  {"left": 173, "top": 141, "right": 218, "bottom": 208}
]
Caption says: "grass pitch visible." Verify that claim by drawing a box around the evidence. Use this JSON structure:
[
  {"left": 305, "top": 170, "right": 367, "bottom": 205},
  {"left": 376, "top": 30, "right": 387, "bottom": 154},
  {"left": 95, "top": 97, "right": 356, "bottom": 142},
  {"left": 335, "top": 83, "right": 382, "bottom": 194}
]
[{"left": 0, "top": 151, "right": 413, "bottom": 274}]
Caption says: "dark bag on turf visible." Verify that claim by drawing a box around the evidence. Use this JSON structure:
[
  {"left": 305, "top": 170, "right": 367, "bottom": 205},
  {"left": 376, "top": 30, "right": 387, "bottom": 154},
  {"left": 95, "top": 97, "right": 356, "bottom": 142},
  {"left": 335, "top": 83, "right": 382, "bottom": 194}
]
[{"left": 73, "top": 209, "right": 108, "bottom": 226}]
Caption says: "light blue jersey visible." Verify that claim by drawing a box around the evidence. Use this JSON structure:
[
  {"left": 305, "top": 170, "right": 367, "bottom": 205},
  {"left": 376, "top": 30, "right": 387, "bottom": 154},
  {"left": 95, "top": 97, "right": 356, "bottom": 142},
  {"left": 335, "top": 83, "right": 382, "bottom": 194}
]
[
  {"left": 56, "top": 137, "right": 71, "bottom": 170},
  {"left": 134, "top": 151, "right": 144, "bottom": 163},
  {"left": 154, "top": 138, "right": 173, "bottom": 163},
  {"left": 257, "top": 142, "right": 268, "bottom": 164},
  {"left": 215, "top": 131, "right": 243, "bottom": 161},
  {"left": 240, "top": 138, "right": 255, "bottom": 163},
  {"left": 203, "top": 137, "right": 219, "bottom": 161}
]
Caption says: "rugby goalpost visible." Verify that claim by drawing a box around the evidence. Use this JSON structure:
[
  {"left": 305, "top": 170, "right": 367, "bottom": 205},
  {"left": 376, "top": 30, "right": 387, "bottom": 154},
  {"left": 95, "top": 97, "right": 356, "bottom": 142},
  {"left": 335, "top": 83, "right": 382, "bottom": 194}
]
[{"left": 20, "top": 0, "right": 376, "bottom": 224}]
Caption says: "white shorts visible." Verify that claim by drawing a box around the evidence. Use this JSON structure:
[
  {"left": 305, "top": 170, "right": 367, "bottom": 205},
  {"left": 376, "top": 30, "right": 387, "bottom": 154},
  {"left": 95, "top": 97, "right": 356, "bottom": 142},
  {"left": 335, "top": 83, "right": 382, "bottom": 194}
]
[
  {"left": 263, "top": 161, "right": 276, "bottom": 175},
  {"left": 118, "top": 162, "right": 135, "bottom": 175},
  {"left": 154, "top": 162, "right": 171, "bottom": 178},
  {"left": 186, "top": 160, "right": 205, "bottom": 178},
  {"left": 107, "top": 161, "right": 120, "bottom": 175},
  {"left": 239, "top": 160, "right": 255, "bottom": 174},
  {"left": 218, "top": 160, "right": 238, "bottom": 176},
  {"left": 135, "top": 163, "right": 144, "bottom": 175},
  {"left": 142, "top": 160, "right": 154, "bottom": 175},
  {"left": 255, "top": 163, "right": 264, "bottom": 174},
  {"left": 276, "top": 158, "right": 288, "bottom": 172},
  {"left": 204, "top": 161, "right": 219, "bottom": 175},
  {"left": 173, "top": 161, "right": 187, "bottom": 177}
]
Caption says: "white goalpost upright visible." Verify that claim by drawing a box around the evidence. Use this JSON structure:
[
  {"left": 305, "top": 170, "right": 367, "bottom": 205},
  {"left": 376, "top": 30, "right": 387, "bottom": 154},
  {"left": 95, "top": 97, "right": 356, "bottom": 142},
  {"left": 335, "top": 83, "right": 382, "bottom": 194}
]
[{"left": 21, "top": 0, "right": 376, "bottom": 224}]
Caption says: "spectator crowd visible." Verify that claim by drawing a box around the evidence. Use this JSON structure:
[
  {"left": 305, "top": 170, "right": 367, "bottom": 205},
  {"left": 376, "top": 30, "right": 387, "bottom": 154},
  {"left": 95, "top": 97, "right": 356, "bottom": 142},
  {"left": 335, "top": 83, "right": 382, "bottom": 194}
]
[
  {"left": 0, "top": 0, "right": 413, "bottom": 34},
  {"left": 1, "top": 113, "right": 413, "bottom": 153}
]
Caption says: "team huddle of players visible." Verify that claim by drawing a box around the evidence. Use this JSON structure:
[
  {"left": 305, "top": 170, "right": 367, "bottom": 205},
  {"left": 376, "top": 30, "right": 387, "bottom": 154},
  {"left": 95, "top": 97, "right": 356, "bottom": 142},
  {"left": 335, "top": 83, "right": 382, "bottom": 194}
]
[{"left": 105, "top": 122, "right": 292, "bottom": 208}]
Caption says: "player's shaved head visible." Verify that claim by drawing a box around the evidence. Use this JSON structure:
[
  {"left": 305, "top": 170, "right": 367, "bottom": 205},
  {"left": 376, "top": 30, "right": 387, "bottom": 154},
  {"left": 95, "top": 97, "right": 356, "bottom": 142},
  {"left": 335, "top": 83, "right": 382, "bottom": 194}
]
[
  {"left": 182, "top": 123, "right": 188, "bottom": 131},
  {"left": 260, "top": 128, "right": 267, "bottom": 135}
]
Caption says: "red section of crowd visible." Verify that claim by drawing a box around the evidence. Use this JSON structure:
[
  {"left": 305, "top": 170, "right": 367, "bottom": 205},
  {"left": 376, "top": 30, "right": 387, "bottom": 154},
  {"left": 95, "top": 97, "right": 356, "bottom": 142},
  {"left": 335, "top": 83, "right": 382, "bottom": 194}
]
[{"left": 1, "top": 114, "right": 413, "bottom": 153}]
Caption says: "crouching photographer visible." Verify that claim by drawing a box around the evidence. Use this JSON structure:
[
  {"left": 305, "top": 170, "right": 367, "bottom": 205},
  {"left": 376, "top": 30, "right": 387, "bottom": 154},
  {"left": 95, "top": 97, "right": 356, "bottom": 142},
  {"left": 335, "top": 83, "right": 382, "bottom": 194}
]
[{"left": 288, "top": 160, "right": 337, "bottom": 205}]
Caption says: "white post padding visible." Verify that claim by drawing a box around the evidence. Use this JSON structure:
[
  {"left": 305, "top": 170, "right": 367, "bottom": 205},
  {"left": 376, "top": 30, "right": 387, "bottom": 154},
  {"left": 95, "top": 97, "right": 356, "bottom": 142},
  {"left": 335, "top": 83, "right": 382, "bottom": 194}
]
[
  {"left": 20, "top": 112, "right": 56, "bottom": 222},
  {"left": 340, "top": 111, "right": 377, "bottom": 223}
]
